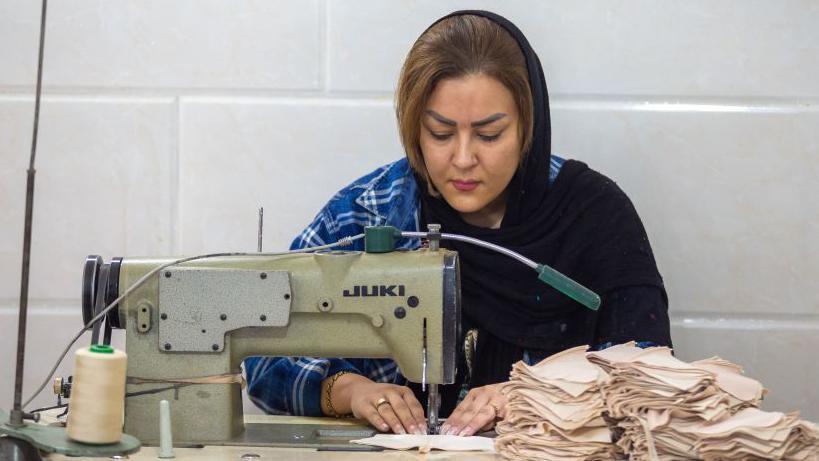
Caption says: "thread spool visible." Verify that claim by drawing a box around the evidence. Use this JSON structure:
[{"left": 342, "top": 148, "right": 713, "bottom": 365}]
[{"left": 66, "top": 344, "right": 127, "bottom": 444}]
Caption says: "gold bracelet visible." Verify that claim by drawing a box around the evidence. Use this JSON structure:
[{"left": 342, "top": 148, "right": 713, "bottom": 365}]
[{"left": 325, "top": 371, "right": 353, "bottom": 418}]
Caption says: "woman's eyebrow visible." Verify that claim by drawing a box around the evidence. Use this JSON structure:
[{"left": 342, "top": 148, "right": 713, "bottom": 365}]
[
  {"left": 425, "top": 110, "right": 507, "bottom": 128},
  {"left": 471, "top": 113, "right": 507, "bottom": 127},
  {"left": 425, "top": 110, "right": 456, "bottom": 126}
]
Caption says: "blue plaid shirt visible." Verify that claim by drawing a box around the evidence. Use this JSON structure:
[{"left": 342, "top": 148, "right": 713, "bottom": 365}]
[{"left": 243, "top": 154, "right": 656, "bottom": 416}]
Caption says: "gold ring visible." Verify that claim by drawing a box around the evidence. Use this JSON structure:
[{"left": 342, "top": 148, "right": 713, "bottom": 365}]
[
  {"left": 488, "top": 402, "right": 500, "bottom": 415},
  {"left": 489, "top": 402, "right": 503, "bottom": 421},
  {"left": 375, "top": 397, "right": 391, "bottom": 409}
]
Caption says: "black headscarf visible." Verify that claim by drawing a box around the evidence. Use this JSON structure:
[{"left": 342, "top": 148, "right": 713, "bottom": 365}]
[{"left": 412, "top": 11, "right": 667, "bottom": 398}]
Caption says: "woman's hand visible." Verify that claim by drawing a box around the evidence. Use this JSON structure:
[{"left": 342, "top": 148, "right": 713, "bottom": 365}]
[
  {"left": 321, "top": 373, "right": 427, "bottom": 435},
  {"left": 350, "top": 381, "right": 427, "bottom": 435},
  {"left": 440, "top": 384, "right": 507, "bottom": 436}
]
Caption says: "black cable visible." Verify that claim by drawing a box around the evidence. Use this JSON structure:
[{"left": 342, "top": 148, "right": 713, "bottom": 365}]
[
  {"left": 30, "top": 384, "right": 191, "bottom": 414},
  {"left": 29, "top": 403, "right": 68, "bottom": 414},
  {"left": 124, "top": 384, "right": 191, "bottom": 398}
]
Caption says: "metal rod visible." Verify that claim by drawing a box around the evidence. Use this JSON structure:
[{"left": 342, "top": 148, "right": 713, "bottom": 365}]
[
  {"left": 401, "top": 230, "right": 600, "bottom": 310},
  {"left": 9, "top": 0, "right": 48, "bottom": 428},
  {"left": 421, "top": 318, "right": 427, "bottom": 392},
  {"left": 402, "top": 231, "right": 538, "bottom": 269},
  {"left": 257, "top": 207, "right": 263, "bottom": 252},
  {"left": 427, "top": 384, "right": 439, "bottom": 434},
  {"left": 426, "top": 224, "right": 440, "bottom": 251}
]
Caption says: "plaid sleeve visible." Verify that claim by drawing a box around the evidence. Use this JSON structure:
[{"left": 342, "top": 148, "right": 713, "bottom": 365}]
[
  {"left": 244, "top": 357, "right": 405, "bottom": 416},
  {"left": 244, "top": 205, "right": 403, "bottom": 416},
  {"left": 289, "top": 207, "right": 336, "bottom": 250}
]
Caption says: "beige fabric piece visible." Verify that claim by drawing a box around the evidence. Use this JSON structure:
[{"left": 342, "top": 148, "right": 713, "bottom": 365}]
[
  {"left": 496, "top": 345, "right": 619, "bottom": 461},
  {"left": 586, "top": 341, "right": 644, "bottom": 368},
  {"left": 624, "top": 408, "right": 819, "bottom": 461},
  {"left": 595, "top": 345, "right": 735, "bottom": 424},
  {"left": 593, "top": 343, "right": 817, "bottom": 461},
  {"left": 497, "top": 342, "right": 818, "bottom": 461},
  {"left": 349, "top": 434, "right": 495, "bottom": 453},
  {"left": 495, "top": 430, "right": 618, "bottom": 461},
  {"left": 691, "top": 357, "right": 766, "bottom": 404}
]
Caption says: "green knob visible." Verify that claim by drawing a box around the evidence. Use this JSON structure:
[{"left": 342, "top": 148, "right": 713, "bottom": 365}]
[
  {"left": 364, "top": 226, "right": 400, "bottom": 253},
  {"left": 536, "top": 264, "right": 601, "bottom": 311}
]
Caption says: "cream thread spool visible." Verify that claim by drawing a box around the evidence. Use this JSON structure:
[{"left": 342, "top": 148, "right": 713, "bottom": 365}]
[{"left": 66, "top": 344, "right": 127, "bottom": 444}]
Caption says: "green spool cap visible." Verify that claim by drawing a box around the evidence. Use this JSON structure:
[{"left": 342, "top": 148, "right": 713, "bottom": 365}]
[
  {"left": 364, "top": 226, "right": 400, "bottom": 253},
  {"left": 90, "top": 344, "right": 114, "bottom": 354}
]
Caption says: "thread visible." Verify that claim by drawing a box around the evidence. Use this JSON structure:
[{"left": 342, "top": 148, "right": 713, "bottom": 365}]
[{"left": 66, "top": 344, "right": 127, "bottom": 444}]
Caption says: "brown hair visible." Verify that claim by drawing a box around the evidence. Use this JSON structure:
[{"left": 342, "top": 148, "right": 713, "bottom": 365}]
[{"left": 395, "top": 14, "right": 533, "bottom": 191}]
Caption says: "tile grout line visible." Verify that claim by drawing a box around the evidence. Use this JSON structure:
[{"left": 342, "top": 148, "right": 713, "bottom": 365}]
[
  {"left": 3, "top": 304, "right": 817, "bottom": 322},
  {"left": 171, "top": 96, "right": 181, "bottom": 255},
  {"left": 671, "top": 317, "right": 819, "bottom": 331},
  {"left": 0, "top": 90, "right": 816, "bottom": 111},
  {"left": 320, "top": 0, "right": 330, "bottom": 93}
]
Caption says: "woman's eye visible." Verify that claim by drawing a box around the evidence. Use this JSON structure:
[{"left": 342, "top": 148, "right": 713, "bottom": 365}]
[
  {"left": 431, "top": 132, "right": 453, "bottom": 141},
  {"left": 478, "top": 133, "right": 501, "bottom": 142}
]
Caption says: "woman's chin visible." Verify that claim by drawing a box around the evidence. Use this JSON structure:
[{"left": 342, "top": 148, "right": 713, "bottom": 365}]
[{"left": 442, "top": 197, "right": 486, "bottom": 215}]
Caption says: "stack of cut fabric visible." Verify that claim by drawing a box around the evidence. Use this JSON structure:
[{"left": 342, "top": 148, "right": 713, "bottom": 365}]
[
  {"left": 694, "top": 408, "right": 819, "bottom": 460},
  {"left": 587, "top": 344, "right": 767, "bottom": 413},
  {"left": 587, "top": 343, "right": 737, "bottom": 423},
  {"left": 587, "top": 343, "right": 818, "bottom": 461},
  {"left": 625, "top": 407, "right": 819, "bottom": 461},
  {"left": 691, "top": 356, "right": 767, "bottom": 411},
  {"left": 495, "top": 345, "right": 619, "bottom": 461}
]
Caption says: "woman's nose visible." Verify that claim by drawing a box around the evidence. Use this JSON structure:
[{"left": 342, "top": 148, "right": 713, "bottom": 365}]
[{"left": 452, "top": 136, "right": 478, "bottom": 169}]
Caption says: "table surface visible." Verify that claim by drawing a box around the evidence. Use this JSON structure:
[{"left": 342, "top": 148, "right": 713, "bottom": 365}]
[
  {"left": 45, "top": 445, "right": 501, "bottom": 461},
  {"left": 41, "top": 415, "right": 502, "bottom": 461}
]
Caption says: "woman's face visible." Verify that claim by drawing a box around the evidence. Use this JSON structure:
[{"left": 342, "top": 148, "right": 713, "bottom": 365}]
[{"left": 420, "top": 74, "right": 522, "bottom": 228}]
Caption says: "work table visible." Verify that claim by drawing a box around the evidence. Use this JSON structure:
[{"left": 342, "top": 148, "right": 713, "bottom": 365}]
[{"left": 40, "top": 414, "right": 501, "bottom": 461}]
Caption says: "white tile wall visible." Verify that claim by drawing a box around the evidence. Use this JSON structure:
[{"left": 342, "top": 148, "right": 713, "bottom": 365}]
[
  {"left": 177, "top": 98, "right": 401, "bottom": 254},
  {"left": 0, "top": 97, "right": 175, "bottom": 302},
  {"left": 1, "top": 1, "right": 817, "bottom": 422},
  {"left": 0, "top": 308, "right": 125, "bottom": 412},
  {"left": 327, "top": 0, "right": 819, "bottom": 97},
  {"left": 0, "top": 0, "right": 322, "bottom": 90},
  {"left": 551, "top": 103, "right": 819, "bottom": 316},
  {"left": 671, "top": 320, "right": 819, "bottom": 421}
]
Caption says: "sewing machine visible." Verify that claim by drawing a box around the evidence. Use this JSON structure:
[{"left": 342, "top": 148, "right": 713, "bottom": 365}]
[{"left": 79, "top": 244, "right": 460, "bottom": 448}]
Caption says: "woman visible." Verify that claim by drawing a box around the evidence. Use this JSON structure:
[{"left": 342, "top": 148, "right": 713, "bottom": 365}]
[{"left": 244, "top": 10, "right": 671, "bottom": 437}]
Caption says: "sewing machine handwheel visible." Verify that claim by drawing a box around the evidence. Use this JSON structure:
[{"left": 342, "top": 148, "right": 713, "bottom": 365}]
[
  {"left": 82, "top": 255, "right": 103, "bottom": 327},
  {"left": 82, "top": 255, "right": 124, "bottom": 330},
  {"left": 105, "top": 257, "right": 123, "bottom": 329}
]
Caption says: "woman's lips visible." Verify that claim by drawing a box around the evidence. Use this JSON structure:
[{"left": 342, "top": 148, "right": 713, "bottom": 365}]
[{"left": 452, "top": 180, "right": 479, "bottom": 191}]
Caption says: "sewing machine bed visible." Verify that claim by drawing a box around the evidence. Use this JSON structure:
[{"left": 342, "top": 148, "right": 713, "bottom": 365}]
[{"left": 40, "top": 414, "right": 501, "bottom": 460}]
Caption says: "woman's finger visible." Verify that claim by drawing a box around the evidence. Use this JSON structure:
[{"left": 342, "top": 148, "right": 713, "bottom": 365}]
[
  {"left": 387, "top": 392, "right": 422, "bottom": 434},
  {"left": 401, "top": 387, "right": 428, "bottom": 433},
  {"left": 359, "top": 405, "right": 390, "bottom": 433},
  {"left": 376, "top": 398, "right": 407, "bottom": 434},
  {"left": 457, "top": 404, "right": 496, "bottom": 436},
  {"left": 479, "top": 417, "right": 495, "bottom": 432},
  {"left": 442, "top": 389, "right": 478, "bottom": 433},
  {"left": 491, "top": 394, "right": 508, "bottom": 420},
  {"left": 454, "top": 389, "right": 494, "bottom": 436},
  {"left": 475, "top": 395, "right": 507, "bottom": 434},
  {"left": 443, "top": 390, "right": 490, "bottom": 435}
]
